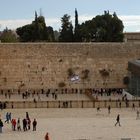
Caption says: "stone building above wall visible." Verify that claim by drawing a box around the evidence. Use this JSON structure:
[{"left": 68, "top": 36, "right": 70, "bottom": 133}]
[
  {"left": 128, "top": 60, "right": 140, "bottom": 96},
  {"left": 124, "top": 32, "right": 140, "bottom": 42}
]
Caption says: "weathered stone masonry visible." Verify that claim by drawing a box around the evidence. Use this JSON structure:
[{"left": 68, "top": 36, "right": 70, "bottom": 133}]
[{"left": 0, "top": 43, "right": 140, "bottom": 90}]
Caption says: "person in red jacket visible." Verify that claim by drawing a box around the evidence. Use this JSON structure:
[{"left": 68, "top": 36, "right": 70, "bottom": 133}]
[
  {"left": 11, "top": 119, "right": 16, "bottom": 131},
  {"left": 45, "top": 132, "right": 50, "bottom": 140}
]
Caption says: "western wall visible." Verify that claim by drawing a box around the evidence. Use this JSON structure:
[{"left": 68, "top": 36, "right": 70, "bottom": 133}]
[{"left": 0, "top": 42, "right": 140, "bottom": 91}]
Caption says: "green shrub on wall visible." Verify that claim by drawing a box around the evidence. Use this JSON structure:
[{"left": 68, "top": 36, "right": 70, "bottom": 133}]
[
  {"left": 99, "top": 69, "right": 109, "bottom": 77},
  {"left": 67, "top": 68, "right": 74, "bottom": 78},
  {"left": 58, "top": 82, "right": 66, "bottom": 88},
  {"left": 81, "top": 69, "right": 90, "bottom": 80}
]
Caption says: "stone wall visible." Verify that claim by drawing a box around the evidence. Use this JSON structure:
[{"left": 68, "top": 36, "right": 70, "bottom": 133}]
[
  {"left": 124, "top": 32, "right": 140, "bottom": 42},
  {"left": 0, "top": 42, "right": 140, "bottom": 90}
]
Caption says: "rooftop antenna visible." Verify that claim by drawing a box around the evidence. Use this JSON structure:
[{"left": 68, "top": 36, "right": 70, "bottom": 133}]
[{"left": 39, "top": 8, "right": 43, "bottom": 16}]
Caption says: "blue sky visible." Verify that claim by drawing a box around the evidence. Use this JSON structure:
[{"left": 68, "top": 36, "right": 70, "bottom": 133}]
[{"left": 0, "top": 0, "right": 140, "bottom": 32}]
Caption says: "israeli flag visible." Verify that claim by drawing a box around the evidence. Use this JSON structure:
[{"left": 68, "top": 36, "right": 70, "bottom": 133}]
[{"left": 70, "top": 75, "right": 80, "bottom": 82}]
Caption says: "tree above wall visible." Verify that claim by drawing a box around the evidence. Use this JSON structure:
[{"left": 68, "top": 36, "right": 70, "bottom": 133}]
[
  {"left": 16, "top": 11, "right": 54, "bottom": 42},
  {"left": 78, "top": 11, "right": 124, "bottom": 42}
]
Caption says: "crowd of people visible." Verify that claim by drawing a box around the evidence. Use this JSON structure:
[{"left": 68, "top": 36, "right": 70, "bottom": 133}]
[
  {"left": 0, "top": 112, "right": 37, "bottom": 133},
  {"left": 88, "top": 88, "right": 123, "bottom": 100},
  {"left": 0, "top": 111, "right": 51, "bottom": 139},
  {"left": 0, "top": 88, "right": 125, "bottom": 103}
]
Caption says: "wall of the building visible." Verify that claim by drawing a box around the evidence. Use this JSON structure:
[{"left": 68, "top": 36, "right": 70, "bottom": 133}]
[
  {"left": 124, "top": 32, "right": 140, "bottom": 42},
  {"left": 0, "top": 43, "right": 140, "bottom": 90}
]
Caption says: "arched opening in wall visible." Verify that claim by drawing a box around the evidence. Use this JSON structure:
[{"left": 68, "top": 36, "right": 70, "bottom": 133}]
[{"left": 75, "top": 89, "right": 78, "bottom": 93}]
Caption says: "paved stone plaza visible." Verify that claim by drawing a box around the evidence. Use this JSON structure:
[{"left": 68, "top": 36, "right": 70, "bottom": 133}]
[{"left": 0, "top": 108, "right": 140, "bottom": 140}]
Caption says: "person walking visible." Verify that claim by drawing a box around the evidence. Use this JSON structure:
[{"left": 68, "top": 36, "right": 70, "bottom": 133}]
[
  {"left": 8, "top": 112, "right": 12, "bottom": 122},
  {"left": 27, "top": 118, "right": 31, "bottom": 130},
  {"left": 0, "top": 119, "right": 3, "bottom": 133},
  {"left": 5, "top": 112, "right": 9, "bottom": 123},
  {"left": 119, "top": 102, "right": 121, "bottom": 108},
  {"left": 23, "top": 118, "right": 27, "bottom": 131},
  {"left": 97, "top": 106, "right": 100, "bottom": 112},
  {"left": 136, "top": 110, "right": 140, "bottom": 120},
  {"left": 32, "top": 119, "right": 37, "bottom": 131},
  {"left": 11, "top": 118, "right": 16, "bottom": 131},
  {"left": 26, "top": 112, "right": 29, "bottom": 119},
  {"left": 132, "top": 103, "right": 135, "bottom": 110},
  {"left": 17, "top": 118, "right": 21, "bottom": 131},
  {"left": 115, "top": 114, "right": 121, "bottom": 126},
  {"left": 45, "top": 132, "right": 50, "bottom": 140},
  {"left": 108, "top": 105, "right": 111, "bottom": 114}
]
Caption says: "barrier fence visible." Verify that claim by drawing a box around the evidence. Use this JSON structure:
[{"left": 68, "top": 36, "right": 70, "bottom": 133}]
[{"left": 1, "top": 100, "right": 140, "bottom": 109}]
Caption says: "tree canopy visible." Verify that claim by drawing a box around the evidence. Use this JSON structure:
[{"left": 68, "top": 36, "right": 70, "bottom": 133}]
[
  {"left": 0, "top": 27, "right": 18, "bottom": 42},
  {"left": 78, "top": 11, "right": 124, "bottom": 42},
  {"left": 16, "top": 12, "right": 54, "bottom": 42},
  {"left": 59, "top": 14, "right": 74, "bottom": 42},
  {"left": 15, "top": 10, "right": 124, "bottom": 42}
]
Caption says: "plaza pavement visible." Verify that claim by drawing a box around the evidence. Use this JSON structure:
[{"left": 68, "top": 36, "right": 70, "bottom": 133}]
[{"left": 0, "top": 108, "right": 140, "bottom": 140}]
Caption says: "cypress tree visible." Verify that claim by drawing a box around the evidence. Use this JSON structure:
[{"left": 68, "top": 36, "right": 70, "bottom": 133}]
[{"left": 74, "top": 8, "right": 81, "bottom": 42}]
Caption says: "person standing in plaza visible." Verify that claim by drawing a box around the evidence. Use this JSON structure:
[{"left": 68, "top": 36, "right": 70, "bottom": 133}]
[
  {"left": 136, "top": 110, "right": 140, "bottom": 120},
  {"left": 45, "top": 132, "right": 50, "bottom": 140},
  {"left": 9, "top": 112, "right": 12, "bottom": 122},
  {"left": 5, "top": 112, "right": 9, "bottom": 123},
  {"left": 23, "top": 118, "right": 27, "bottom": 131},
  {"left": 11, "top": 118, "right": 16, "bottom": 131},
  {"left": 108, "top": 105, "right": 111, "bottom": 114},
  {"left": 132, "top": 103, "right": 135, "bottom": 110},
  {"left": 26, "top": 112, "right": 29, "bottom": 119},
  {"left": 17, "top": 118, "right": 21, "bottom": 131},
  {"left": 32, "top": 119, "right": 37, "bottom": 131},
  {"left": 115, "top": 114, "right": 121, "bottom": 126},
  {"left": 0, "top": 119, "right": 3, "bottom": 133},
  {"left": 27, "top": 118, "right": 31, "bottom": 130},
  {"left": 119, "top": 102, "right": 121, "bottom": 108}
]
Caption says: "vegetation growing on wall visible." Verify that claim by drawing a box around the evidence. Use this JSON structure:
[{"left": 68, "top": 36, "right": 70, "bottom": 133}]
[
  {"left": 81, "top": 69, "right": 90, "bottom": 80},
  {"left": 67, "top": 68, "right": 75, "bottom": 78},
  {"left": 99, "top": 69, "right": 110, "bottom": 77},
  {"left": 58, "top": 82, "right": 66, "bottom": 87}
]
